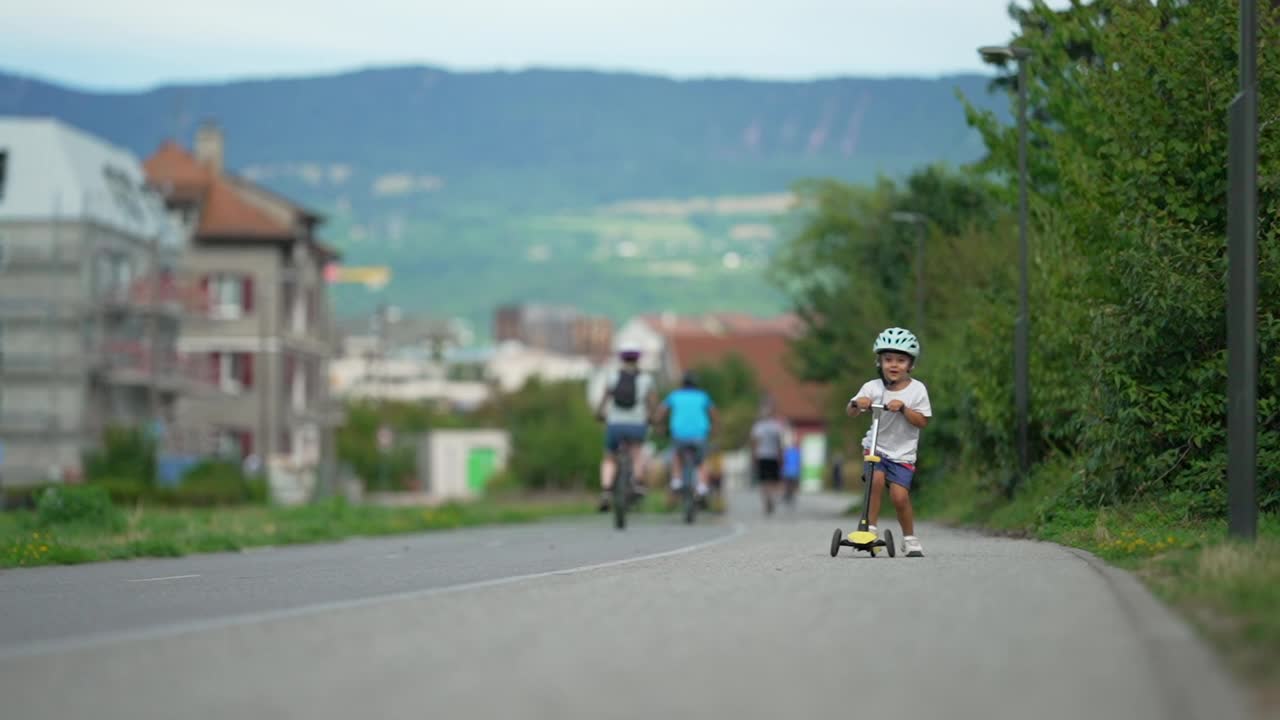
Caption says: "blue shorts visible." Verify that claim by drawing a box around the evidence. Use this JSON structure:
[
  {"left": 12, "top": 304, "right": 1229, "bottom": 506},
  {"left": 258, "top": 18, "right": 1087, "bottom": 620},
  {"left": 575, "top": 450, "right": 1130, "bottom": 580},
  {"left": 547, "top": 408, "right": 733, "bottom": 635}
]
[
  {"left": 672, "top": 439, "right": 707, "bottom": 466},
  {"left": 605, "top": 423, "right": 647, "bottom": 452},
  {"left": 863, "top": 451, "right": 916, "bottom": 489}
]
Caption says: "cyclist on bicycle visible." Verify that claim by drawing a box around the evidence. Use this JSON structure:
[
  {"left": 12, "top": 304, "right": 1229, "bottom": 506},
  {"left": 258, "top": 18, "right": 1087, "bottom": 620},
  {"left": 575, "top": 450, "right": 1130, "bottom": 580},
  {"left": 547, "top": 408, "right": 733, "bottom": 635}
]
[
  {"left": 595, "top": 345, "right": 657, "bottom": 512},
  {"left": 656, "top": 371, "right": 718, "bottom": 505}
]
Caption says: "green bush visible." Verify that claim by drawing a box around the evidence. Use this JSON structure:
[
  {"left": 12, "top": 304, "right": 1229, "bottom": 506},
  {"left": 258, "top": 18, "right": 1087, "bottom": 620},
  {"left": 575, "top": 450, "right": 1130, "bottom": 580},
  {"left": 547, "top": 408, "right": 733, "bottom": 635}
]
[
  {"left": 337, "top": 399, "right": 474, "bottom": 489},
  {"left": 91, "top": 477, "right": 151, "bottom": 507},
  {"left": 34, "top": 485, "right": 123, "bottom": 530},
  {"left": 163, "top": 461, "right": 268, "bottom": 507},
  {"left": 497, "top": 378, "right": 603, "bottom": 490},
  {"left": 84, "top": 426, "right": 156, "bottom": 487},
  {"left": 1, "top": 483, "right": 58, "bottom": 511}
]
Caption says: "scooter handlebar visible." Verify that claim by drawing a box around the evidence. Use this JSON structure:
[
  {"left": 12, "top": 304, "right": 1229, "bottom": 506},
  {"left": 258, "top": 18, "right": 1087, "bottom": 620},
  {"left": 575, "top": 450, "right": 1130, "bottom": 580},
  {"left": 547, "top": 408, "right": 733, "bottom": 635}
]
[{"left": 846, "top": 400, "right": 887, "bottom": 412}]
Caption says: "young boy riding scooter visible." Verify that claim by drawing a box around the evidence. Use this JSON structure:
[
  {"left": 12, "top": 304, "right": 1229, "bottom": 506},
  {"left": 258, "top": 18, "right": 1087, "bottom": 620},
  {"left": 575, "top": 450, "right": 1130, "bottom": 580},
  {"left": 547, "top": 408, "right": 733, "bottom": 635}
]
[{"left": 846, "top": 327, "right": 932, "bottom": 557}]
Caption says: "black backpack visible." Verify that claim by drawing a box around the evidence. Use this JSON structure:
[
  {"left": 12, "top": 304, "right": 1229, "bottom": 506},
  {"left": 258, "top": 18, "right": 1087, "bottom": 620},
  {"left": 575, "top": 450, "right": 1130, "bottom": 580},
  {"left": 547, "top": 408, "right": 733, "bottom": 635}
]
[{"left": 612, "top": 369, "right": 639, "bottom": 409}]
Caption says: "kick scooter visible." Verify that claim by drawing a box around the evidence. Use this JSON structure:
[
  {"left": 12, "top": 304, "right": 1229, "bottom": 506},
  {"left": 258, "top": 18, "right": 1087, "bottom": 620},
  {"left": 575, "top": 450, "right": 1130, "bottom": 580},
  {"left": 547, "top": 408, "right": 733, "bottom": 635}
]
[{"left": 830, "top": 403, "right": 895, "bottom": 558}]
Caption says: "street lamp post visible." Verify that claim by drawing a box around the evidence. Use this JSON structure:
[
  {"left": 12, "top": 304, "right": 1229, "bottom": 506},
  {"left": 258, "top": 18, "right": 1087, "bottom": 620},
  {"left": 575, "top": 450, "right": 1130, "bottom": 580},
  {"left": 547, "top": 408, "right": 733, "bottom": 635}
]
[
  {"left": 890, "top": 211, "right": 928, "bottom": 333},
  {"left": 979, "top": 44, "right": 1032, "bottom": 492}
]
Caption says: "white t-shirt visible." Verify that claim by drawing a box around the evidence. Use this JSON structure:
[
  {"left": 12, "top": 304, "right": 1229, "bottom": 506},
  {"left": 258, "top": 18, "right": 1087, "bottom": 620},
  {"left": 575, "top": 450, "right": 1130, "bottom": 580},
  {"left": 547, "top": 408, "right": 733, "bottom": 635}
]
[
  {"left": 604, "top": 369, "right": 654, "bottom": 425},
  {"left": 852, "top": 378, "right": 932, "bottom": 465},
  {"left": 750, "top": 417, "right": 788, "bottom": 460}
]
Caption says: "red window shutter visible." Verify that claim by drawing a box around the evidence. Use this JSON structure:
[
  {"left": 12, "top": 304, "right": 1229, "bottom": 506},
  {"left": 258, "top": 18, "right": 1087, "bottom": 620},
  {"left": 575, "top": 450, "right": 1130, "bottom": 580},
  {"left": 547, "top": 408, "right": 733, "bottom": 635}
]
[
  {"left": 198, "top": 274, "right": 211, "bottom": 314},
  {"left": 211, "top": 352, "right": 222, "bottom": 384},
  {"left": 240, "top": 352, "right": 254, "bottom": 388},
  {"left": 242, "top": 276, "right": 254, "bottom": 312},
  {"left": 239, "top": 430, "right": 254, "bottom": 459}
]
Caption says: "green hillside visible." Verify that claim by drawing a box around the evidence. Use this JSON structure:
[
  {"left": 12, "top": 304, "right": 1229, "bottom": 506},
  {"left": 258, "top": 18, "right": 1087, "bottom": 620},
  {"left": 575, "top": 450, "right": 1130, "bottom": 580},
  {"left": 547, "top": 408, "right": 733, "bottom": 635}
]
[{"left": 0, "top": 66, "right": 1006, "bottom": 329}]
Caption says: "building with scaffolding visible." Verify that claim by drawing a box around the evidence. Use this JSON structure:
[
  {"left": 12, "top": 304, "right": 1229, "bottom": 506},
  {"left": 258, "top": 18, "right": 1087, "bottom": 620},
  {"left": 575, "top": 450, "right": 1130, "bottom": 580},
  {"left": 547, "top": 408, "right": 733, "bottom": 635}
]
[{"left": 0, "top": 117, "right": 212, "bottom": 486}]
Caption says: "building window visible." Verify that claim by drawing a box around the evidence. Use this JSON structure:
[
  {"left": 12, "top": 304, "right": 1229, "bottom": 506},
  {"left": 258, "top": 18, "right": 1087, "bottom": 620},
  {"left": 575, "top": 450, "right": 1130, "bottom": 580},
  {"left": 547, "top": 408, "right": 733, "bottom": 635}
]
[
  {"left": 96, "top": 252, "right": 133, "bottom": 297},
  {"left": 206, "top": 273, "right": 253, "bottom": 320},
  {"left": 212, "top": 351, "right": 253, "bottom": 394},
  {"left": 102, "top": 165, "right": 144, "bottom": 223},
  {"left": 294, "top": 357, "right": 308, "bottom": 412},
  {"left": 214, "top": 428, "right": 252, "bottom": 461}
]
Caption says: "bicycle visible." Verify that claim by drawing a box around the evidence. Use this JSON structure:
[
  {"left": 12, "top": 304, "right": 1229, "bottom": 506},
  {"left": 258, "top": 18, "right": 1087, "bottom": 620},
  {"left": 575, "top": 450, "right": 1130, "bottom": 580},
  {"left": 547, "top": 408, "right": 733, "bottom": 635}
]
[
  {"left": 675, "top": 442, "right": 702, "bottom": 524},
  {"left": 612, "top": 436, "right": 644, "bottom": 530}
]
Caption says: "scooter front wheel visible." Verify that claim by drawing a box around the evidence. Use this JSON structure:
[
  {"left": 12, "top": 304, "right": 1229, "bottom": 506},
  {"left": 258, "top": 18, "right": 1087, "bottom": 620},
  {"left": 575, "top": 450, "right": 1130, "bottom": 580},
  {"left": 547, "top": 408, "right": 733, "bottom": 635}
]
[
  {"left": 830, "top": 528, "right": 843, "bottom": 557},
  {"left": 885, "top": 529, "right": 896, "bottom": 558}
]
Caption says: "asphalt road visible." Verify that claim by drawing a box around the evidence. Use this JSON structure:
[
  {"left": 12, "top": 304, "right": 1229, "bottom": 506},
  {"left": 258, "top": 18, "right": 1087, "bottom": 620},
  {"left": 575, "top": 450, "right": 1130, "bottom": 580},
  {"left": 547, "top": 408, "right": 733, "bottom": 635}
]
[{"left": 0, "top": 492, "right": 1252, "bottom": 720}]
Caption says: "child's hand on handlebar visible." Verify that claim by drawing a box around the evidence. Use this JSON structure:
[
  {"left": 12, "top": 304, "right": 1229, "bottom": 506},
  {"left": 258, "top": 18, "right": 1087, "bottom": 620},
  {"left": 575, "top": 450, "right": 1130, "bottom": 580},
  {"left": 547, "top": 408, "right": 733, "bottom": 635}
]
[
  {"left": 846, "top": 397, "right": 871, "bottom": 416},
  {"left": 886, "top": 399, "right": 905, "bottom": 413}
]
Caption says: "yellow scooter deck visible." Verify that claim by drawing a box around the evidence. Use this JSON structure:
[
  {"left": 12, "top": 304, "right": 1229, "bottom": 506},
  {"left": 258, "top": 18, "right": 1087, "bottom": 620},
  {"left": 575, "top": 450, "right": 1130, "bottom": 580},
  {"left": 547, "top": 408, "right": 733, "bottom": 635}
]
[{"left": 847, "top": 530, "right": 879, "bottom": 546}]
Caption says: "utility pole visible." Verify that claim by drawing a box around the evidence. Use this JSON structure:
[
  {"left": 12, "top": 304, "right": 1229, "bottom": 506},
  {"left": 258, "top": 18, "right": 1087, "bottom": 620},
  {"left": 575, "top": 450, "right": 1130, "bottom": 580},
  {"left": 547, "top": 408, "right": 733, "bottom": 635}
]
[
  {"left": 1227, "top": 0, "right": 1258, "bottom": 540},
  {"left": 257, "top": 274, "right": 269, "bottom": 475},
  {"left": 147, "top": 231, "right": 161, "bottom": 429}
]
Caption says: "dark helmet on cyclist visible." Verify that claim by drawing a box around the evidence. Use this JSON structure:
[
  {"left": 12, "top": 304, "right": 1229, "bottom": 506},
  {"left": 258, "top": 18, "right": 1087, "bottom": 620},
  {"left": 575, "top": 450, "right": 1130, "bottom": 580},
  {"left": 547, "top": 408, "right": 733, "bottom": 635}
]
[{"left": 619, "top": 344, "right": 642, "bottom": 362}]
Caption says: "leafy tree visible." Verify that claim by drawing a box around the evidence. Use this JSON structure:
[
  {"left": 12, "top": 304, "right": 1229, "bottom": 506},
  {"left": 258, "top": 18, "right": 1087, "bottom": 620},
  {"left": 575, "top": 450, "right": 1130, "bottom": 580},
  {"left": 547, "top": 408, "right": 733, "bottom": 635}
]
[
  {"left": 687, "top": 354, "right": 763, "bottom": 450},
  {"left": 490, "top": 378, "right": 603, "bottom": 491},
  {"left": 776, "top": 0, "right": 1280, "bottom": 514}
]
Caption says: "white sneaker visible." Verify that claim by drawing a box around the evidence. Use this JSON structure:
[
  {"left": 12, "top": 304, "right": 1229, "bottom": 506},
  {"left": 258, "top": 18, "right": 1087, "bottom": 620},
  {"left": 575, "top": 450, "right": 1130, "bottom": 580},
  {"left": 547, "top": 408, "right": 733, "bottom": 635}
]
[
  {"left": 868, "top": 524, "right": 879, "bottom": 538},
  {"left": 902, "top": 535, "right": 924, "bottom": 557}
]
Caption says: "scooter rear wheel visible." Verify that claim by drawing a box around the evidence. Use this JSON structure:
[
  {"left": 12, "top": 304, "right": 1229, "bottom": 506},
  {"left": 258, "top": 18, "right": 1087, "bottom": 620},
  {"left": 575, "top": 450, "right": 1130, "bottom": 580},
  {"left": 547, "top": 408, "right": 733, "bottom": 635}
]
[
  {"left": 830, "top": 528, "right": 843, "bottom": 557},
  {"left": 885, "top": 529, "right": 896, "bottom": 558}
]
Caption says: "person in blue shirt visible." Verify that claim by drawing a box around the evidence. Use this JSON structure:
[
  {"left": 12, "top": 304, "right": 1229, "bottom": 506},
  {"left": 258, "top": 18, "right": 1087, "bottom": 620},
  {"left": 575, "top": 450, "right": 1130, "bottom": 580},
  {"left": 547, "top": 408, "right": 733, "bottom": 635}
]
[
  {"left": 656, "top": 371, "right": 719, "bottom": 502},
  {"left": 782, "top": 441, "right": 802, "bottom": 508}
]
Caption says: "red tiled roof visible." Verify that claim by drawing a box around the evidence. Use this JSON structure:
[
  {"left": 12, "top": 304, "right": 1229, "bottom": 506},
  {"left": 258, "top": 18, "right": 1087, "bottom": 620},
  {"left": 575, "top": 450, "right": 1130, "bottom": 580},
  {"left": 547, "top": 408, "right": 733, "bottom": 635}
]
[
  {"left": 198, "top": 174, "right": 292, "bottom": 238},
  {"left": 667, "top": 330, "right": 828, "bottom": 424},
  {"left": 143, "top": 141, "right": 311, "bottom": 241},
  {"left": 144, "top": 141, "right": 211, "bottom": 201}
]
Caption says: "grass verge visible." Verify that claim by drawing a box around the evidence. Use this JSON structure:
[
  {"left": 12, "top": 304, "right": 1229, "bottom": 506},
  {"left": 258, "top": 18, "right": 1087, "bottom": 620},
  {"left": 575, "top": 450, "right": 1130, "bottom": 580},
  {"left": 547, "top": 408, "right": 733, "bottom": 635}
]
[
  {"left": 0, "top": 496, "right": 595, "bottom": 569},
  {"left": 916, "top": 458, "right": 1280, "bottom": 711}
]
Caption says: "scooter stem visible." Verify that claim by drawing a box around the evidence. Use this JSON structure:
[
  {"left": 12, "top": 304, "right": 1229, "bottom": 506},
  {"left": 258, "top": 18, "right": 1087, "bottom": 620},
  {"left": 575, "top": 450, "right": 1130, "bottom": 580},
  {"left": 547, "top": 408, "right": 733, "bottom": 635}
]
[{"left": 865, "top": 404, "right": 885, "bottom": 463}]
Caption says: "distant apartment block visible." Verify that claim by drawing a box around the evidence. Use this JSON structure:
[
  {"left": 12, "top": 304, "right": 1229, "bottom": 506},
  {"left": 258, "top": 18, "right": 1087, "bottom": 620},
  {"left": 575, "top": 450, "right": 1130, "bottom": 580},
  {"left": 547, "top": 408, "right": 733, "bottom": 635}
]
[
  {"left": 572, "top": 315, "right": 613, "bottom": 362},
  {"left": 493, "top": 303, "right": 612, "bottom": 359},
  {"left": 144, "top": 123, "right": 342, "bottom": 480},
  {"left": 0, "top": 117, "right": 209, "bottom": 485}
]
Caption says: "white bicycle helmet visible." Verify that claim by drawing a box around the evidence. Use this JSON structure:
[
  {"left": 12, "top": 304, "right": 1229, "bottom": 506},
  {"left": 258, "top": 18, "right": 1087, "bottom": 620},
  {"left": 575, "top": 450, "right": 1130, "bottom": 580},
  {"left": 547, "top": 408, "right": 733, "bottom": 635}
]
[{"left": 873, "top": 327, "right": 920, "bottom": 359}]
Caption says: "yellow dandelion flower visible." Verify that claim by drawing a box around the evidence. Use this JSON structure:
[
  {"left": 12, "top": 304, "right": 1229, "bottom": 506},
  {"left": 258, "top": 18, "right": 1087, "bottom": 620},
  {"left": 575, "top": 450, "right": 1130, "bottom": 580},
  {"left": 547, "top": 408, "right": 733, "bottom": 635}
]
[{"left": 40, "top": 545, "right": 48, "bottom": 552}]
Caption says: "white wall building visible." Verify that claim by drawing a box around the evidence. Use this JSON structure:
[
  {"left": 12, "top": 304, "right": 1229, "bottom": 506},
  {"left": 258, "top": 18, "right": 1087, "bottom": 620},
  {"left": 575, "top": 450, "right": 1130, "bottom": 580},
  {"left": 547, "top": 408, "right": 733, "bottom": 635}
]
[{"left": 485, "top": 340, "right": 594, "bottom": 393}]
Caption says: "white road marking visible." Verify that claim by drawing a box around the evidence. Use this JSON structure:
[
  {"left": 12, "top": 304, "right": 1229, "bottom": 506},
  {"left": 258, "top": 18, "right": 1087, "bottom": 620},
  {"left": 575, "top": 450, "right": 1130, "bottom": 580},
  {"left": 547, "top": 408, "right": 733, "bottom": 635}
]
[
  {"left": 127, "top": 574, "right": 201, "bottom": 583},
  {"left": 2, "top": 524, "right": 745, "bottom": 660}
]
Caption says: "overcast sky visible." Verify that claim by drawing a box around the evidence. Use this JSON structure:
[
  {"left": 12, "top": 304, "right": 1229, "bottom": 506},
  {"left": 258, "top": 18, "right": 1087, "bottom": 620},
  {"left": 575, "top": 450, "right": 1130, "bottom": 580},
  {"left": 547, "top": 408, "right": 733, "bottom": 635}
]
[{"left": 2, "top": 0, "right": 1069, "bottom": 90}]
